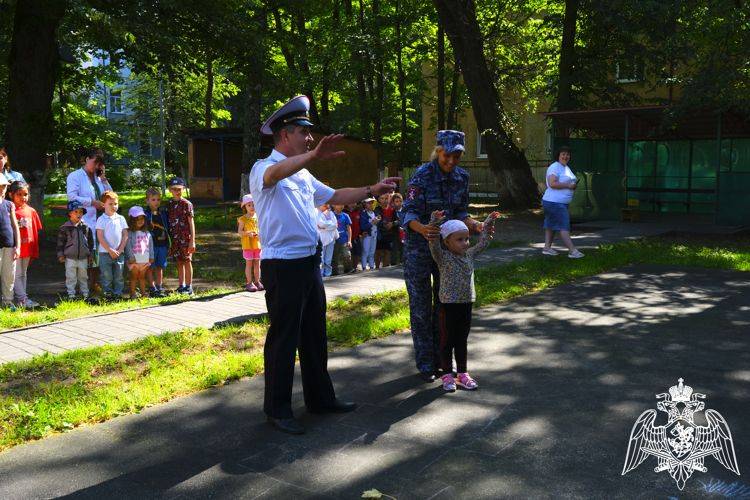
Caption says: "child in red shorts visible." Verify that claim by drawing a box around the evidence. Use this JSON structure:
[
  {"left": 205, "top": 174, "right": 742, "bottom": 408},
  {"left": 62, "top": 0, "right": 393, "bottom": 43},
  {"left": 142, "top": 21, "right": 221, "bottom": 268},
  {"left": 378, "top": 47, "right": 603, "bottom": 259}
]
[{"left": 238, "top": 194, "right": 262, "bottom": 292}]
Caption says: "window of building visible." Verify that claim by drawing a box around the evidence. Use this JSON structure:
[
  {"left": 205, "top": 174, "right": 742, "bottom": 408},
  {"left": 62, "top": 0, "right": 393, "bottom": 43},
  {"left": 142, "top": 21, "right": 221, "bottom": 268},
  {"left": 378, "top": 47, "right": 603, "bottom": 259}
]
[
  {"left": 616, "top": 57, "right": 644, "bottom": 83},
  {"left": 477, "top": 130, "right": 487, "bottom": 158},
  {"left": 109, "top": 89, "right": 124, "bottom": 114}
]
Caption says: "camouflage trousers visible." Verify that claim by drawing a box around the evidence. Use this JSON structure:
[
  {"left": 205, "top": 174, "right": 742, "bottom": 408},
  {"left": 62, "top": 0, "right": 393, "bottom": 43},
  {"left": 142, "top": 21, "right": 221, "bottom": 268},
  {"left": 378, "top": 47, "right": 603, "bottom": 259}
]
[{"left": 404, "top": 245, "right": 441, "bottom": 374}]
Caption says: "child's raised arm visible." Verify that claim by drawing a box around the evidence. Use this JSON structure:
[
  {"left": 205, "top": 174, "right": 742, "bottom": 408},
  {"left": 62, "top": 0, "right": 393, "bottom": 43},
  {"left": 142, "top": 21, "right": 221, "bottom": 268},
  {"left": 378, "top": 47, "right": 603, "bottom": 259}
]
[
  {"left": 467, "top": 211, "right": 499, "bottom": 258},
  {"left": 427, "top": 210, "right": 446, "bottom": 265}
]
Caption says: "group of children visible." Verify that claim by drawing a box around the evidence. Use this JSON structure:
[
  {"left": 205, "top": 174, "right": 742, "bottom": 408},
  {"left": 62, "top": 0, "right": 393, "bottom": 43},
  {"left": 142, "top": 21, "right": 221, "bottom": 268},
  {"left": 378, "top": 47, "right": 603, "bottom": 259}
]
[
  {"left": 316, "top": 192, "right": 405, "bottom": 277},
  {"left": 65, "top": 177, "right": 196, "bottom": 301},
  {"left": 0, "top": 174, "right": 196, "bottom": 310},
  {"left": 0, "top": 175, "right": 42, "bottom": 309}
]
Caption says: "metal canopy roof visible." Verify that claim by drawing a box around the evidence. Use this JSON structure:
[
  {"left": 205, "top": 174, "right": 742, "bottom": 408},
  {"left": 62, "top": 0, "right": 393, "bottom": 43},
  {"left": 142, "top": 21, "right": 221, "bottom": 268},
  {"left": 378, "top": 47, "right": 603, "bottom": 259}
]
[{"left": 544, "top": 105, "right": 750, "bottom": 140}]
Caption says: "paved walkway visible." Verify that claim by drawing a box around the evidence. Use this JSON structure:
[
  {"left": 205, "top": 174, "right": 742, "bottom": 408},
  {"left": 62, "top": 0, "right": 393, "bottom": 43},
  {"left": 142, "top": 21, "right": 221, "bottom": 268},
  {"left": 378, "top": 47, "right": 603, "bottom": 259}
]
[
  {"left": 0, "top": 221, "right": 726, "bottom": 364},
  {"left": 1, "top": 265, "right": 748, "bottom": 498}
]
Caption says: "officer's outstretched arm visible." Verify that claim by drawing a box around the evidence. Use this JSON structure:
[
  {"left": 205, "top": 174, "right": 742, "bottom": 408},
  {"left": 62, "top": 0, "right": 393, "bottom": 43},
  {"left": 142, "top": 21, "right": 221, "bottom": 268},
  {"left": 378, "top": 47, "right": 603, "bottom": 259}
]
[{"left": 263, "top": 134, "right": 346, "bottom": 188}]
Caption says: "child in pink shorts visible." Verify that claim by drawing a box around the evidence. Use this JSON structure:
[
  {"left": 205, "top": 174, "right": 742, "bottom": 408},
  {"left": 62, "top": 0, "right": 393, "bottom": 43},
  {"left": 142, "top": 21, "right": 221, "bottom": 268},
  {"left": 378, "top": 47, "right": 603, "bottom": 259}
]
[{"left": 237, "top": 194, "right": 262, "bottom": 292}]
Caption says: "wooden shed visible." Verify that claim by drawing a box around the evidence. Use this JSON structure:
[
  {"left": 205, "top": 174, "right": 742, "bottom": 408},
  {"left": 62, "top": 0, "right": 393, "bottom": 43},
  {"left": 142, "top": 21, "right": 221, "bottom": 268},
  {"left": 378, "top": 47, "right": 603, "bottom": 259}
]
[{"left": 185, "top": 128, "right": 380, "bottom": 202}]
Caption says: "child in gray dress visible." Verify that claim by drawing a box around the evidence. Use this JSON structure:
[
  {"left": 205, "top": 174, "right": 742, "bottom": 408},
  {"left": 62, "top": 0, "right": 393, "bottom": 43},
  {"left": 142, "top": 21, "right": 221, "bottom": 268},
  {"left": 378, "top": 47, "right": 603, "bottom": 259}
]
[{"left": 428, "top": 210, "right": 499, "bottom": 392}]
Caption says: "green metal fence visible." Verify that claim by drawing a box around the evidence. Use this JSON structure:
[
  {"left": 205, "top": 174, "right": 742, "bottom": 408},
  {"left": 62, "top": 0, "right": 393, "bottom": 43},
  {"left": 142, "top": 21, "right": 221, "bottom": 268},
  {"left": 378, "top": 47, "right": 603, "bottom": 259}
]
[
  {"left": 557, "top": 137, "right": 750, "bottom": 223},
  {"left": 717, "top": 138, "right": 750, "bottom": 225}
]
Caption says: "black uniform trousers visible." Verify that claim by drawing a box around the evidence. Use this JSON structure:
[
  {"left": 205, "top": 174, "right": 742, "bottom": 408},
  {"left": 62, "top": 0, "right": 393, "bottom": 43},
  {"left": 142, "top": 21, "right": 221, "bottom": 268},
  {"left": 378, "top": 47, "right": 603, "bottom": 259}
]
[{"left": 261, "top": 253, "right": 336, "bottom": 419}]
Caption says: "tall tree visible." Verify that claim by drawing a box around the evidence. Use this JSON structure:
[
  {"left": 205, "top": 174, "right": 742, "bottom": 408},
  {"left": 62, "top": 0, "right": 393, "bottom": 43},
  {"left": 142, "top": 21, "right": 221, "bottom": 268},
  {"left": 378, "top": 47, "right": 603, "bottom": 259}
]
[
  {"left": 433, "top": 0, "right": 539, "bottom": 208},
  {"left": 5, "top": 0, "right": 67, "bottom": 212},
  {"left": 436, "top": 19, "right": 445, "bottom": 130},
  {"left": 556, "top": 0, "right": 578, "bottom": 111}
]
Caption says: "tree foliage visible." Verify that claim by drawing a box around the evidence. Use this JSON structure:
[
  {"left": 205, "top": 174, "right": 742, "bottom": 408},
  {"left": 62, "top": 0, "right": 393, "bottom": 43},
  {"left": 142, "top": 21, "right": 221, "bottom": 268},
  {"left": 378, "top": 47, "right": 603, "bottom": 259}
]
[{"left": 0, "top": 0, "right": 747, "bottom": 206}]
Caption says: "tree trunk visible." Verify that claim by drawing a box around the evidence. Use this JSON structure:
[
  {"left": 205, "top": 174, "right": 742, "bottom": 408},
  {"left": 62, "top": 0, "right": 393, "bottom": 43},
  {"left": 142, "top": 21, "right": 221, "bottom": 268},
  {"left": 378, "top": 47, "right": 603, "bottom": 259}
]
[
  {"left": 556, "top": 0, "right": 579, "bottom": 111},
  {"left": 396, "top": 0, "right": 408, "bottom": 171},
  {"left": 372, "top": 0, "right": 384, "bottom": 164},
  {"left": 352, "top": 0, "right": 369, "bottom": 138},
  {"left": 294, "top": 11, "right": 320, "bottom": 125},
  {"left": 272, "top": 8, "right": 297, "bottom": 73},
  {"left": 436, "top": 20, "right": 445, "bottom": 131},
  {"left": 433, "top": 0, "right": 539, "bottom": 208},
  {"left": 446, "top": 59, "right": 460, "bottom": 129},
  {"left": 242, "top": 6, "right": 266, "bottom": 174},
  {"left": 5, "top": 0, "right": 67, "bottom": 214},
  {"left": 205, "top": 57, "right": 213, "bottom": 128},
  {"left": 163, "top": 69, "right": 179, "bottom": 176}
]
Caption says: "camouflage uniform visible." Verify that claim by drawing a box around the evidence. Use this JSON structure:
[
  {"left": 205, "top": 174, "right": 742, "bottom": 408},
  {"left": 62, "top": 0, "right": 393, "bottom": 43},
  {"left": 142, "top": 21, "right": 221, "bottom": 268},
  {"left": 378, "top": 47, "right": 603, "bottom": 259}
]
[{"left": 402, "top": 160, "right": 469, "bottom": 374}]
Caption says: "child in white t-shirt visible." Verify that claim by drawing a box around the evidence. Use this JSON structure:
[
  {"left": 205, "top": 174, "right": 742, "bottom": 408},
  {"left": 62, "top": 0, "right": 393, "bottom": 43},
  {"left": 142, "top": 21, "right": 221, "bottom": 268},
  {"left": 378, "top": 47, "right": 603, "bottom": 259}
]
[{"left": 95, "top": 191, "right": 129, "bottom": 298}]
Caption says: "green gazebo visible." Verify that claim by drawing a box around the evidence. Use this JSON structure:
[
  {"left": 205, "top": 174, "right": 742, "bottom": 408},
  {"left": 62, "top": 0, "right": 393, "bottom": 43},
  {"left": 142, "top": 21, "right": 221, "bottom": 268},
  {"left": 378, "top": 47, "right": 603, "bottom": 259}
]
[{"left": 545, "top": 106, "right": 750, "bottom": 225}]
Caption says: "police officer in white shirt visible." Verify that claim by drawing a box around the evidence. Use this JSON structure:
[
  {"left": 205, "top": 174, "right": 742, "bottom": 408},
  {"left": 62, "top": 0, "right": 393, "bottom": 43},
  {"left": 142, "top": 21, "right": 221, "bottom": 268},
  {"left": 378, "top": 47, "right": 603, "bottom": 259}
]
[{"left": 250, "top": 95, "right": 400, "bottom": 434}]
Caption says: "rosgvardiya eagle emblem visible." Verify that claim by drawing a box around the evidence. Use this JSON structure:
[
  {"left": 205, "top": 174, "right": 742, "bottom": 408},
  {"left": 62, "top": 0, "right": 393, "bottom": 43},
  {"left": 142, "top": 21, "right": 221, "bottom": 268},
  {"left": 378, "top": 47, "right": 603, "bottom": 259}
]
[{"left": 622, "top": 378, "right": 740, "bottom": 490}]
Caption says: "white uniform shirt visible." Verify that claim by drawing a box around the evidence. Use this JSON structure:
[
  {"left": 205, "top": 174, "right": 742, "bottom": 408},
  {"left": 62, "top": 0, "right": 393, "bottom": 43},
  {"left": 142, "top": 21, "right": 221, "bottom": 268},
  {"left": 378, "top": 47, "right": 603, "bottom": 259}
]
[
  {"left": 249, "top": 149, "right": 335, "bottom": 260},
  {"left": 66, "top": 167, "right": 112, "bottom": 229},
  {"left": 542, "top": 161, "right": 577, "bottom": 204}
]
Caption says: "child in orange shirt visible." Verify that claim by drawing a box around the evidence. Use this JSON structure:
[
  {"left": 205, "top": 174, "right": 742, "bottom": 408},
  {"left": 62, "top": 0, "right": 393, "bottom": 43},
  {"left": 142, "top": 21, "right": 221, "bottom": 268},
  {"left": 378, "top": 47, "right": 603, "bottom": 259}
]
[
  {"left": 9, "top": 181, "right": 42, "bottom": 308},
  {"left": 237, "top": 194, "right": 262, "bottom": 292}
]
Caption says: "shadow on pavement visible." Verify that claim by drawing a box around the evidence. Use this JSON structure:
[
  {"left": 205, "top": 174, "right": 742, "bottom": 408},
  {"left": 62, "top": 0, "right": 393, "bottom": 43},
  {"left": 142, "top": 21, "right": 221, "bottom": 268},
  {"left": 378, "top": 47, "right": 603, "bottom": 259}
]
[{"left": 1, "top": 264, "right": 749, "bottom": 499}]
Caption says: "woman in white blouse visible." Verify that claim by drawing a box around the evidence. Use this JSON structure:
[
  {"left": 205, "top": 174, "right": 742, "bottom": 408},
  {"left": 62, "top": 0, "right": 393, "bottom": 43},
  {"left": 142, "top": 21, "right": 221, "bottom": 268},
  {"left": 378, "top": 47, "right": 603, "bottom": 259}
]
[
  {"left": 541, "top": 146, "right": 584, "bottom": 258},
  {"left": 66, "top": 148, "right": 112, "bottom": 293}
]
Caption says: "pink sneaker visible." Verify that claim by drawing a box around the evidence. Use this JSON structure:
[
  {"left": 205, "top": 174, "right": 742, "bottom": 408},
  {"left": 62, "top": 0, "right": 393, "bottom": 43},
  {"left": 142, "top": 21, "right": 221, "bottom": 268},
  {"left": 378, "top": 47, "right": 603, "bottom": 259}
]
[
  {"left": 457, "top": 373, "right": 478, "bottom": 390},
  {"left": 254, "top": 281, "right": 264, "bottom": 291},
  {"left": 441, "top": 374, "right": 456, "bottom": 392},
  {"left": 245, "top": 283, "right": 258, "bottom": 292}
]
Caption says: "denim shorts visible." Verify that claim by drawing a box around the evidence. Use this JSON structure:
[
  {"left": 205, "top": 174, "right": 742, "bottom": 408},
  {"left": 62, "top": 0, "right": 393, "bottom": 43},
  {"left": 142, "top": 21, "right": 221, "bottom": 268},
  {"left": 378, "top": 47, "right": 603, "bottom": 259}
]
[
  {"left": 542, "top": 200, "right": 571, "bottom": 231},
  {"left": 153, "top": 245, "right": 168, "bottom": 269}
]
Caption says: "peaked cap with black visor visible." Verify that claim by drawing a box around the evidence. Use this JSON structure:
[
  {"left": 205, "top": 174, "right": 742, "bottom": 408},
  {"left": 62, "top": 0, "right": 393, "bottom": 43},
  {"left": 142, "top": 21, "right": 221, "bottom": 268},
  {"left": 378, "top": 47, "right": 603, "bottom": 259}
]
[{"left": 260, "top": 95, "right": 315, "bottom": 136}]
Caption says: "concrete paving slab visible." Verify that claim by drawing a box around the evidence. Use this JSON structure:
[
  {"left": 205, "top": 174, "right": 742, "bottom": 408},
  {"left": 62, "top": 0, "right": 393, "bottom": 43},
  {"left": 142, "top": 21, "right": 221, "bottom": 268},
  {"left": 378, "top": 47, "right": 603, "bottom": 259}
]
[{"left": 1, "top": 265, "right": 749, "bottom": 499}]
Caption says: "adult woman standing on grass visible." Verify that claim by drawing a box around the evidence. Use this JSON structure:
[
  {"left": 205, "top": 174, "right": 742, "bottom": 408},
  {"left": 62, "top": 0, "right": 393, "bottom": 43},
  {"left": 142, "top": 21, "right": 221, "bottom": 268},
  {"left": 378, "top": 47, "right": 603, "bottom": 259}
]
[
  {"left": 541, "top": 145, "right": 584, "bottom": 258},
  {"left": 66, "top": 148, "right": 112, "bottom": 295}
]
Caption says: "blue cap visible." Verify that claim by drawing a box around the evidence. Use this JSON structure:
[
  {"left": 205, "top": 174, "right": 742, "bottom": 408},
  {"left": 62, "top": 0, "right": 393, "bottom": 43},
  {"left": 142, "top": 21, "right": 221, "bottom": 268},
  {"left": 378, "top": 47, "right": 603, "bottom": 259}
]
[
  {"left": 168, "top": 177, "right": 186, "bottom": 188},
  {"left": 261, "top": 95, "right": 315, "bottom": 135},
  {"left": 67, "top": 200, "right": 85, "bottom": 213},
  {"left": 437, "top": 130, "right": 465, "bottom": 154}
]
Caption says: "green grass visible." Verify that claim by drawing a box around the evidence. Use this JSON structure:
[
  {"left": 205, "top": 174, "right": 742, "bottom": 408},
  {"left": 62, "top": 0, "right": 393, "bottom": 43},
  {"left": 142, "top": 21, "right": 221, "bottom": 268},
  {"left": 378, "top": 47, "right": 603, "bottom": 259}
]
[
  {"left": 1, "top": 239, "right": 748, "bottom": 450},
  {"left": 486, "top": 239, "right": 527, "bottom": 249},
  {"left": 0, "top": 289, "right": 235, "bottom": 331}
]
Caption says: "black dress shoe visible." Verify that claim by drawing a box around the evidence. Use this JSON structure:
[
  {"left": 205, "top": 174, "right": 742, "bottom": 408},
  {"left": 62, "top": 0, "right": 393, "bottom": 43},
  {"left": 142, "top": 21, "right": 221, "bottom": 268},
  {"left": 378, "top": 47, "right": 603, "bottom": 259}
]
[
  {"left": 419, "top": 372, "right": 436, "bottom": 383},
  {"left": 307, "top": 400, "right": 358, "bottom": 414},
  {"left": 267, "top": 416, "right": 305, "bottom": 435}
]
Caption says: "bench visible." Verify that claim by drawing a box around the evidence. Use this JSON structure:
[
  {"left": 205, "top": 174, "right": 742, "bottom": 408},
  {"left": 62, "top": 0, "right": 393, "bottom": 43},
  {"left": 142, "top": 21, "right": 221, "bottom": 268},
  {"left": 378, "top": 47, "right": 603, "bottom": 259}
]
[{"left": 49, "top": 204, "right": 69, "bottom": 217}]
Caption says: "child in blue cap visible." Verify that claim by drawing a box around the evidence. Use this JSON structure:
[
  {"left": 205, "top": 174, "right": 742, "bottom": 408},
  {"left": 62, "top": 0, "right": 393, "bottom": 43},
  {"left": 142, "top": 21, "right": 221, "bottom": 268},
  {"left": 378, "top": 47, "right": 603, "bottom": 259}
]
[{"left": 57, "top": 200, "right": 95, "bottom": 299}]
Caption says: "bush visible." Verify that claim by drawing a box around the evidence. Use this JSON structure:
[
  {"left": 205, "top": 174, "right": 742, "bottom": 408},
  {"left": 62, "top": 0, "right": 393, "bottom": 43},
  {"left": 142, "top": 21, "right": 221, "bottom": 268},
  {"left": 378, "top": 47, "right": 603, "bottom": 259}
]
[
  {"left": 45, "top": 167, "right": 72, "bottom": 194},
  {"left": 128, "top": 159, "right": 164, "bottom": 190}
]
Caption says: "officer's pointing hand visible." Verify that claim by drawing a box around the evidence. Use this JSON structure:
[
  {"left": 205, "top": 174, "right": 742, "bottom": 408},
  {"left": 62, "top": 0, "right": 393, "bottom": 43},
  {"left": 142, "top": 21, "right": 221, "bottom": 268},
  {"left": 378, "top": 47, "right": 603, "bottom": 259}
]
[
  {"left": 372, "top": 177, "right": 401, "bottom": 195},
  {"left": 312, "top": 134, "right": 346, "bottom": 161}
]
